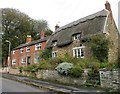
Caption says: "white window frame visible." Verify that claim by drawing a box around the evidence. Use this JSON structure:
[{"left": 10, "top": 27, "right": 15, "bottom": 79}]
[
  {"left": 73, "top": 46, "right": 85, "bottom": 58},
  {"left": 73, "top": 33, "right": 81, "bottom": 40},
  {"left": 35, "top": 43, "right": 41, "bottom": 50},
  {"left": 34, "top": 56, "right": 40, "bottom": 64},
  {"left": 12, "top": 59, "right": 16, "bottom": 65},
  {"left": 20, "top": 48, "right": 24, "bottom": 53},
  {"left": 26, "top": 46, "right": 30, "bottom": 52},
  {"left": 52, "top": 51, "right": 57, "bottom": 58},
  {"left": 53, "top": 41, "right": 57, "bottom": 46},
  {"left": 13, "top": 50, "right": 15, "bottom": 54},
  {"left": 21, "top": 58, "right": 26, "bottom": 64}
]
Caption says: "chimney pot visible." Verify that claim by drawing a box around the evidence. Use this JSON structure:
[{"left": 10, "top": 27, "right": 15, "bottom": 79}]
[
  {"left": 41, "top": 31, "right": 45, "bottom": 39},
  {"left": 55, "top": 24, "right": 59, "bottom": 31},
  {"left": 26, "top": 35, "right": 32, "bottom": 43},
  {"left": 105, "top": 1, "right": 113, "bottom": 18},
  {"left": 105, "top": 1, "right": 111, "bottom": 12}
]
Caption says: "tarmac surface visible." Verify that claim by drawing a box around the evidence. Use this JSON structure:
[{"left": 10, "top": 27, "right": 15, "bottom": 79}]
[{"left": 2, "top": 78, "right": 46, "bottom": 92}]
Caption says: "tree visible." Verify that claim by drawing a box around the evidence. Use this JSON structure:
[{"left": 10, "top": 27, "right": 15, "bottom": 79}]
[
  {"left": 2, "top": 8, "right": 33, "bottom": 57},
  {"left": 1, "top": 8, "right": 53, "bottom": 65},
  {"left": 32, "top": 19, "right": 53, "bottom": 39}
]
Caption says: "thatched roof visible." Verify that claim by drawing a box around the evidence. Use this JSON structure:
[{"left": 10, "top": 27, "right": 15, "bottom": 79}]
[
  {"left": 46, "top": 9, "right": 109, "bottom": 48},
  {"left": 14, "top": 37, "right": 49, "bottom": 50}
]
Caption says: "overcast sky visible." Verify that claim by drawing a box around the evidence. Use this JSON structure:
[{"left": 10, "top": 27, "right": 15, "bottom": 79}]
[{"left": 0, "top": 0, "right": 119, "bottom": 31}]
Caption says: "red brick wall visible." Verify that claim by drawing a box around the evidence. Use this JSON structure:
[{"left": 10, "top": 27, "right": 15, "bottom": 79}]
[{"left": 10, "top": 41, "right": 47, "bottom": 67}]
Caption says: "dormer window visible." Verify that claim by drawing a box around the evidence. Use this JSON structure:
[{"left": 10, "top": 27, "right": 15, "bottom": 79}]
[
  {"left": 26, "top": 46, "right": 30, "bottom": 52},
  {"left": 73, "top": 33, "right": 81, "bottom": 40},
  {"left": 13, "top": 50, "right": 15, "bottom": 54},
  {"left": 53, "top": 41, "right": 57, "bottom": 46},
  {"left": 35, "top": 43, "right": 41, "bottom": 50},
  {"left": 20, "top": 48, "right": 24, "bottom": 53}
]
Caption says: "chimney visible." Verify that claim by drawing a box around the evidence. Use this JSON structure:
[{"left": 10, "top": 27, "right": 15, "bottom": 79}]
[
  {"left": 40, "top": 31, "right": 45, "bottom": 39},
  {"left": 55, "top": 24, "right": 59, "bottom": 31},
  {"left": 26, "top": 35, "right": 32, "bottom": 43},
  {"left": 105, "top": 1, "right": 113, "bottom": 18}
]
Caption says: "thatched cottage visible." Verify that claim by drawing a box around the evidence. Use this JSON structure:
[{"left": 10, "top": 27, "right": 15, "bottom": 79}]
[{"left": 46, "top": 1, "right": 119, "bottom": 63}]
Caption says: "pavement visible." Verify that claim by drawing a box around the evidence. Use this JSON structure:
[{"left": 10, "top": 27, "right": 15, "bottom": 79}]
[{"left": 2, "top": 73, "right": 104, "bottom": 94}]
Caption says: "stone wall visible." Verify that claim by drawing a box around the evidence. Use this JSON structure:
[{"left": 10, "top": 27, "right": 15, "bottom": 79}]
[
  {"left": 36, "top": 69, "right": 89, "bottom": 86},
  {"left": 1, "top": 67, "right": 19, "bottom": 74},
  {"left": 106, "top": 16, "right": 119, "bottom": 63},
  {"left": 3, "top": 68, "right": 119, "bottom": 91},
  {"left": 53, "top": 39, "right": 92, "bottom": 59},
  {"left": 99, "top": 69, "right": 120, "bottom": 90}
]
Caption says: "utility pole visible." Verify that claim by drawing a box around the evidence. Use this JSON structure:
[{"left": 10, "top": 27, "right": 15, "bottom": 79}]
[{"left": 6, "top": 40, "right": 11, "bottom": 73}]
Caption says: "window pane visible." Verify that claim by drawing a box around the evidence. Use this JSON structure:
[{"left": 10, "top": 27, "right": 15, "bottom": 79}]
[
  {"left": 74, "top": 49, "right": 77, "bottom": 57},
  {"left": 78, "top": 49, "right": 81, "bottom": 57},
  {"left": 81, "top": 48, "right": 84, "bottom": 57}
]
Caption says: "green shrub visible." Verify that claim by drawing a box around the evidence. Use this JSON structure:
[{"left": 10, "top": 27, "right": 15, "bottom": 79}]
[
  {"left": 18, "top": 66, "right": 23, "bottom": 73},
  {"left": 107, "top": 63, "right": 119, "bottom": 70},
  {"left": 69, "top": 66, "right": 83, "bottom": 78},
  {"left": 23, "top": 64, "right": 38, "bottom": 72},
  {"left": 100, "top": 62, "right": 108, "bottom": 68},
  {"left": 60, "top": 53, "right": 78, "bottom": 64},
  {"left": 23, "top": 66, "right": 29, "bottom": 71},
  {"left": 38, "top": 60, "right": 52, "bottom": 70},
  {"left": 70, "top": 58, "right": 101, "bottom": 70},
  {"left": 86, "top": 67, "right": 100, "bottom": 86},
  {"left": 40, "top": 48, "right": 52, "bottom": 59},
  {"left": 30, "top": 64, "right": 38, "bottom": 72},
  {"left": 49, "top": 58, "right": 62, "bottom": 64},
  {"left": 49, "top": 58, "right": 62, "bottom": 69}
]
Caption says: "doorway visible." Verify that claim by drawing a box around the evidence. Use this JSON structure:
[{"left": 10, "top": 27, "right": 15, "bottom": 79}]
[{"left": 27, "top": 56, "right": 31, "bottom": 65}]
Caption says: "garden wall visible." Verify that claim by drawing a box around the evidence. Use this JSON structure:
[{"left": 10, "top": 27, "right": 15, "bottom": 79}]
[
  {"left": 3, "top": 68, "right": 119, "bottom": 91},
  {"left": 99, "top": 68, "right": 120, "bottom": 90},
  {"left": 35, "top": 69, "right": 90, "bottom": 86},
  {"left": 1, "top": 67, "right": 19, "bottom": 74}
]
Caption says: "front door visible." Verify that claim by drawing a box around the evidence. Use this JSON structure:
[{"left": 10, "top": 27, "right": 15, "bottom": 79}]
[{"left": 27, "top": 56, "right": 31, "bottom": 65}]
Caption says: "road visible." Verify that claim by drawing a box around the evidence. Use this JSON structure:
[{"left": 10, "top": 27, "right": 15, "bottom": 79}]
[
  {"left": 2, "top": 78, "right": 47, "bottom": 92},
  {"left": 1, "top": 73, "right": 104, "bottom": 93}
]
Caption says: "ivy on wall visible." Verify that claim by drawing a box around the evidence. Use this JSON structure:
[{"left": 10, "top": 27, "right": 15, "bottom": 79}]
[
  {"left": 84, "top": 34, "right": 110, "bottom": 62},
  {"left": 40, "top": 48, "right": 52, "bottom": 59}
]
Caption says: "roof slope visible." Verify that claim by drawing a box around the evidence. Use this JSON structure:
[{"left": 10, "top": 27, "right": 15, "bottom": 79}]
[
  {"left": 46, "top": 9, "right": 109, "bottom": 48},
  {"left": 14, "top": 37, "right": 49, "bottom": 50}
]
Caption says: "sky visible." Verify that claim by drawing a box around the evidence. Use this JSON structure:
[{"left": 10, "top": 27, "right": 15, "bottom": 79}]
[{"left": 0, "top": 0, "right": 119, "bottom": 31}]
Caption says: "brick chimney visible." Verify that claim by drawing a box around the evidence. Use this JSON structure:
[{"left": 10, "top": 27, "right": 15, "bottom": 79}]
[
  {"left": 40, "top": 31, "right": 45, "bottom": 39},
  {"left": 26, "top": 35, "right": 32, "bottom": 43},
  {"left": 55, "top": 24, "right": 59, "bottom": 31},
  {"left": 105, "top": 1, "right": 113, "bottom": 18}
]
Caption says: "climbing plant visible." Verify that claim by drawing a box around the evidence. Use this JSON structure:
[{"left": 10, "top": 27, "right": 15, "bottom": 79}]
[
  {"left": 40, "top": 48, "right": 52, "bottom": 59},
  {"left": 85, "top": 34, "right": 110, "bottom": 62}
]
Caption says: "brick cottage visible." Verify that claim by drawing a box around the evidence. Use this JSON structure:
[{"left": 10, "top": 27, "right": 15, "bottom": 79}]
[{"left": 10, "top": 32, "right": 49, "bottom": 67}]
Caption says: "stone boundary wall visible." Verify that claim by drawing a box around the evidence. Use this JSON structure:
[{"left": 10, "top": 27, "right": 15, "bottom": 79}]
[
  {"left": 2, "top": 68, "right": 119, "bottom": 90},
  {"left": 99, "top": 69, "right": 120, "bottom": 90},
  {"left": 1, "top": 67, "right": 19, "bottom": 74},
  {"left": 35, "top": 69, "right": 90, "bottom": 86}
]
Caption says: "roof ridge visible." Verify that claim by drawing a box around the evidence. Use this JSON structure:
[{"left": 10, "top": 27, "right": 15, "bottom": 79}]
[
  {"left": 54, "top": 9, "right": 109, "bottom": 33},
  {"left": 13, "top": 36, "right": 49, "bottom": 50}
]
